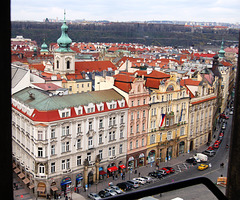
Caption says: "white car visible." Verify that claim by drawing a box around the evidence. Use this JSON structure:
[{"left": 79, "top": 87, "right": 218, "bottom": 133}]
[
  {"left": 110, "top": 185, "right": 124, "bottom": 194},
  {"left": 88, "top": 192, "right": 102, "bottom": 200},
  {"left": 229, "top": 110, "right": 233, "bottom": 115},
  {"left": 133, "top": 177, "right": 147, "bottom": 185},
  {"left": 141, "top": 176, "right": 153, "bottom": 183},
  {"left": 104, "top": 188, "right": 117, "bottom": 196}
]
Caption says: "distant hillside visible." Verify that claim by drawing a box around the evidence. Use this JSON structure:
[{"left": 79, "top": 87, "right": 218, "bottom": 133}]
[{"left": 11, "top": 21, "right": 239, "bottom": 49}]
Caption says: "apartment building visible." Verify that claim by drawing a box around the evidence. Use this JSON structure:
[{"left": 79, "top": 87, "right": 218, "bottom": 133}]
[{"left": 12, "top": 88, "right": 128, "bottom": 197}]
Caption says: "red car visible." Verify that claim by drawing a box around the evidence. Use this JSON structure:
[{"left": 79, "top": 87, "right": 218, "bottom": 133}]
[
  {"left": 214, "top": 143, "right": 219, "bottom": 149},
  {"left": 220, "top": 114, "right": 229, "bottom": 119},
  {"left": 207, "top": 146, "right": 214, "bottom": 151},
  {"left": 165, "top": 167, "right": 175, "bottom": 173},
  {"left": 161, "top": 168, "right": 171, "bottom": 174},
  {"left": 215, "top": 140, "right": 221, "bottom": 144},
  {"left": 219, "top": 132, "right": 224, "bottom": 137}
]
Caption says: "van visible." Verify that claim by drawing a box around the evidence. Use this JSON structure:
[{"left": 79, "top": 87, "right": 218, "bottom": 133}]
[
  {"left": 202, "top": 150, "right": 216, "bottom": 157},
  {"left": 194, "top": 153, "right": 208, "bottom": 162}
]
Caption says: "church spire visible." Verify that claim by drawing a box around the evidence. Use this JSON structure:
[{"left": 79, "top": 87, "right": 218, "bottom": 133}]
[
  {"left": 218, "top": 39, "right": 225, "bottom": 58},
  {"left": 56, "top": 10, "right": 74, "bottom": 52}
]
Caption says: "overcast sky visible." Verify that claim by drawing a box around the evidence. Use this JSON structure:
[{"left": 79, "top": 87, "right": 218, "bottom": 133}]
[{"left": 11, "top": 0, "right": 240, "bottom": 23}]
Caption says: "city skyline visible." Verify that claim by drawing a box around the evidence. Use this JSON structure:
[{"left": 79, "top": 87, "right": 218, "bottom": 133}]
[{"left": 11, "top": 0, "right": 240, "bottom": 23}]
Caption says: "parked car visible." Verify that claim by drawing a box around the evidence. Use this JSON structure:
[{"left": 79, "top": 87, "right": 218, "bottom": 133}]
[
  {"left": 104, "top": 188, "right": 117, "bottom": 196},
  {"left": 229, "top": 110, "right": 233, "bottom": 115},
  {"left": 133, "top": 177, "right": 147, "bottom": 185},
  {"left": 186, "top": 158, "right": 197, "bottom": 165},
  {"left": 116, "top": 182, "right": 132, "bottom": 191},
  {"left": 98, "top": 190, "right": 111, "bottom": 198},
  {"left": 110, "top": 185, "right": 124, "bottom": 194},
  {"left": 148, "top": 171, "right": 163, "bottom": 179},
  {"left": 88, "top": 192, "right": 102, "bottom": 200},
  {"left": 202, "top": 150, "right": 216, "bottom": 157},
  {"left": 127, "top": 180, "right": 140, "bottom": 188},
  {"left": 165, "top": 167, "right": 175, "bottom": 173},
  {"left": 157, "top": 170, "right": 167, "bottom": 176},
  {"left": 220, "top": 113, "right": 229, "bottom": 119},
  {"left": 207, "top": 146, "right": 214, "bottom": 151},
  {"left": 222, "top": 123, "right": 226, "bottom": 130},
  {"left": 198, "top": 164, "right": 209, "bottom": 170},
  {"left": 141, "top": 176, "right": 153, "bottom": 183},
  {"left": 160, "top": 168, "right": 171, "bottom": 174},
  {"left": 214, "top": 142, "right": 219, "bottom": 149}
]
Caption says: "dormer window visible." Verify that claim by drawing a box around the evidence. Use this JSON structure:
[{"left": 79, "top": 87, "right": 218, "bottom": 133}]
[
  {"left": 74, "top": 106, "right": 83, "bottom": 115},
  {"left": 84, "top": 103, "right": 95, "bottom": 113},
  {"left": 59, "top": 108, "right": 71, "bottom": 118}
]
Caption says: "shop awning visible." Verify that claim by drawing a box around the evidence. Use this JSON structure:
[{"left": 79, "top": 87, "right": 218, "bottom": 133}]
[
  {"left": 18, "top": 172, "right": 25, "bottom": 179},
  {"left": 119, "top": 165, "right": 126, "bottom": 169},
  {"left": 107, "top": 166, "right": 118, "bottom": 172},
  {"left": 14, "top": 168, "right": 20, "bottom": 174},
  {"left": 51, "top": 186, "right": 58, "bottom": 191},
  {"left": 29, "top": 184, "right": 34, "bottom": 189},
  {"left": 99, "top": 170, "right": 107, "bottom": 175},
  {"left": 37, "top": 186, "right": 46, "bottom": 193},
  {"left": 23, "top": 178, "right": 30, "bottom": 184}
]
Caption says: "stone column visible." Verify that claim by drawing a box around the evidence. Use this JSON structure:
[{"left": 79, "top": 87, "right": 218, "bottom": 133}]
[{"left": 83, "top": 159, "right": 89, "bottom": 186}]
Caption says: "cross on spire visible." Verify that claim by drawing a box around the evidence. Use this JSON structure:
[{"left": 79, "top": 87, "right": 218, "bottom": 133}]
[{"left": 64, "top": 9, "right": 66, "bottom": 22}]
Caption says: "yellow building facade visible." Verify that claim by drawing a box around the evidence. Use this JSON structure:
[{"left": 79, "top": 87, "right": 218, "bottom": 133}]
[
  {"left": 146, "top": 73, "right": 189, "bottom": 164},
  {"left": 62, "top": 79, "right": 92, "bottom": 94}
]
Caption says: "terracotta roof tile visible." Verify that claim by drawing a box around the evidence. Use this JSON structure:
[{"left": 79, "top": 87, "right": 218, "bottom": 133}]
[{"left": 75, "top": 61, "right": 117, "bottom": 73}]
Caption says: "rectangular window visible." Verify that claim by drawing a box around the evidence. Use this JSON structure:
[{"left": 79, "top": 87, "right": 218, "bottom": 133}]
[
  {"left": 77, "top": 139, "right": 81, "bottom": 149},
  {"left": 136, "top": 140, "right": 138, "bottom": 148},
  {"left": 99, "top": 150, "right": 103, "bottom": 159},
  {"left": 167, "top": 131, "right": 172, "bottom": 140},
  {"left": 108, "top": 147, "right": 112, "bottom": 156},
  {"left": 99, "top": 119, "right": 103, "bottom": 128},
  {"left": 66, "top": 142, "right": 70, "bottom": 151},
  {"left": 51, "top": 129, "right": 55, "bottom": 138},
  {"left": 88, "top": 137, "right": 93, "bottom": 148},
  {"left": 62, "top": 142, "right": 65, "bottom": 153},
  {"left": 143, "top": 110, "right": 145, "bottom": 118},
  {"left": 112, "top": 146, "right": 115, "bottom": 156},
  {"left": 87, "top": 152, "right": 91, "bottom": 161},
  {"left": 38, "top": 147, "right": 43, "bottom": 157},
  {"left": 120, "top": 115, "right": 124, "bottom": 124},
  {"left": 38, "top": 131, "right": 43, "bottom": 140},
  {"left": 119, "top": 144, "right": 123, "bottom": 154},
  {"left": 62, "top": 160, "right": 65, "bottom": 170},
  {"left": 109, "top": 132, "right": 112, "bottom": 141},
  {"left": 77, "top": 156, "right": 81, "bottom": 166},
  {"left": 66, "top": 159, "right": 70, "bottom": 169},
  {"left": 109, "top": 117, "right": 112, "bottom": 126},
  {"left": 51, "top": 162, "right": 55, "bottom": 173},
  {"left": 66, "top": 126, "right": 69, "bottom": 135},
  {"left": 89, "top": 121, "right": 92, "bottom": 131},
  {"left": 130, "top": 141, "right": 133, "bottom": 150},
  {"left": 99, "top": 134, "right": 103, "bottom": 144},
  {"left": 120, "top": 130, "right": 123, "bottom": 138},
  {"left": 137, "top": 124, "right": 139, "bottom": 132},
  {"left": 62, "top": 127, "right": 66, "bottom": 136},
  {"left": 77, "top": 124, "right": 81, "bottom": 133},
  {"left": 51, "top": 145, "right": 55, "bottom": 155},
  {"left": 142, "top": 138, "right": 144, "bottom": 147},
  {"left": 142, "top": 123, "right": 145, "bottom": 131}
]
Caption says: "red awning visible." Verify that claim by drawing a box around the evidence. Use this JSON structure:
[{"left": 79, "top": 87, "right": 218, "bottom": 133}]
[
  {"left": 107, "top": 166, "right": 118, "bottom": 172},
  {"left": 119, "top": 165, "right": 126, "bottom": 169},
  {"left": 99, "top": 171, "right": 107, "bottom": 175}
]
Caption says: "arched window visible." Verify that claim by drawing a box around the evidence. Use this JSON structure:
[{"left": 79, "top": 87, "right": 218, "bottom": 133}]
[{"left": 67, "top": 60, "right": 70, "bottom": 69}]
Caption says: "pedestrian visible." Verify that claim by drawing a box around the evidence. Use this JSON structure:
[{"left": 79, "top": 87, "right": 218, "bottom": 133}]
[
  {"left": 112, "top": 174, "right": 114, "bottom": 180},
  {"left": 138, "top": 172, "right": 141, "bottom": 177},
  {"left": 135, "top": 169, "right": 137, "bottom": 174},
  {"left": 84, "top": 185, "right": 86, "bottom": 192},
  {"left": 65, "top": 195, "right": 68, "bottom": 200},
  {"left": 209, "top": 163, "right": 212, "bottom": 168}
]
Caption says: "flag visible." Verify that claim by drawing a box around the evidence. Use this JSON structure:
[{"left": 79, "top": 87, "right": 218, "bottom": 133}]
[
  {"left": 159, "top": 114, "right": 166, "bottom": 127},
  {"left": 179, "top": 109, "right": 183, "bottom": 122}
]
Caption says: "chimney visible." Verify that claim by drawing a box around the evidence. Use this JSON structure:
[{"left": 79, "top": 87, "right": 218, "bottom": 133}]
[{"left": 147, "top": 66, "right": 153, "bottom": 75}]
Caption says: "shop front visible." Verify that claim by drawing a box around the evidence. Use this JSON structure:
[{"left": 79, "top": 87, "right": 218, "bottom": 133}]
[
  {"left": 139, "top": 153, "right": 145, "bottom": 167},
  {"left": 147, "top": 150, "right": 156, "bottom": 164},
  {"left": 37, "top": 182, "right": 46, "bottom": 197},
  {"left": 99, "top": 167, "right": 107, "bottom": 180},
  {"left": 76, "top": 173, "right": 83, "bottom": 191},
  {"left": 60, "top": 177, "right": 72, "bottom": 195},
  {"left": 128, "top": 156, "right": 134, "bottom": 168},
  {"left": 107, "top": 165, "right": 118, "bottom": 177},
  {"left": 179, "top": 141, "right": 185, "bottom": 154}
]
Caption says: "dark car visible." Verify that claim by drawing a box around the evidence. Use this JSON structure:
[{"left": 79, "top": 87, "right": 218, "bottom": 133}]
[
  {"left": 148, "top": 171, "right": 163, "bottom": 179},
  {"left": 186, "top": 157, "right": 197, "bottom": 165},
  {"left": 98, "top": 190, "right": 111, "bottom": 198},
  {"left": 165, "top": 167, "right": 175, "bottom": 173},
  {"left": 116, "top": 182, "right": 132, "bottom": 191}
]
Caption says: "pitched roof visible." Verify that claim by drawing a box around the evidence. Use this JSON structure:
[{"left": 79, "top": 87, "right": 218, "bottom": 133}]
[
  {"left": 136, "top": 70, "right": 170, "bottom": 79},
  {"left": 13, "top": 87, "right": 124, "bottom": 111},
  {"left": 75, "top": 61, "right": 117, "bottom": 73},
  {"left": 145, "top": 78, "right": 160, "bottom": 89},
  {"left": 113, "top": 73, "right": 135, "bottom": 82},
  {"left": 114, "top": 82, "right": 132, "bottom": 93},
  {"left": 66, "top": 73, "right": 83, "bottom": 80},
  {"left": 32, "top": 83, "right": 61, "bottom": 91},
  {"left": 180, "top": 78, "right": 201, "bottom": 86}
]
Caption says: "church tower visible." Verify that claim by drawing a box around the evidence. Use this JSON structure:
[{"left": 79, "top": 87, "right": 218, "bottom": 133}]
[{"left": 54, "top": 11, "right": 75, "bottom": 74}]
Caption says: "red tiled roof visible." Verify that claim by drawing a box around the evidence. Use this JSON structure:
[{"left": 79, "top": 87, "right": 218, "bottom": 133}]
[
  {"left": 180, "top": 78, "right": 201, "bottom": 86},
  {"left": 113, "top": 73, "right": 135, "bottom": 82},
  {"left": 114, "top": 81, "right": 132, "bottom": 93},
  {"left": 193, "top": 53, "right": 215, "bottom": 58},
  {"left": 29, "top": 63, "right": 45, "bottom": 71},
  {"left": 66, "top": 73, "right": 83, "bottom": 80},
  {"left": 136, "top": 70, "right": 170, "bottom": 79},
  {"left": 75, "top": 61, "right": 117, "bottom": 73},
  {"left": 145, "top": 78, "right": 160, "bottom": 89},
  {"left": 220, "top": 61, "right": 233, "bottom": 67},
  {"left": 32, "top": 83, "right": 61, "bottom": 91}
]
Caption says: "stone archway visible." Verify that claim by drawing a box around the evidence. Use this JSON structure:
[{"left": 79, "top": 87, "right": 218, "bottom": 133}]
[
  {"left": 147, "top": 150, "right": 156, "bottom": 164},
  {"left": 179, "top": 141, "right": 185, "bottom": 154}
]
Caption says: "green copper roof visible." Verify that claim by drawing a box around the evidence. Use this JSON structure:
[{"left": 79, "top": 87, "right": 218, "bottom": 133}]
[
  {"left": 40, "top": 41, "right": 49, "bottom": 52},
  {"left": 13, "top": 87, "right": 124, "bottom": 111},
  {"left": 56, "top": 11, "right": 74, "bottom": 53},
  {"left": 218, "top": 40, "right": 225, "bottom": 58}
]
